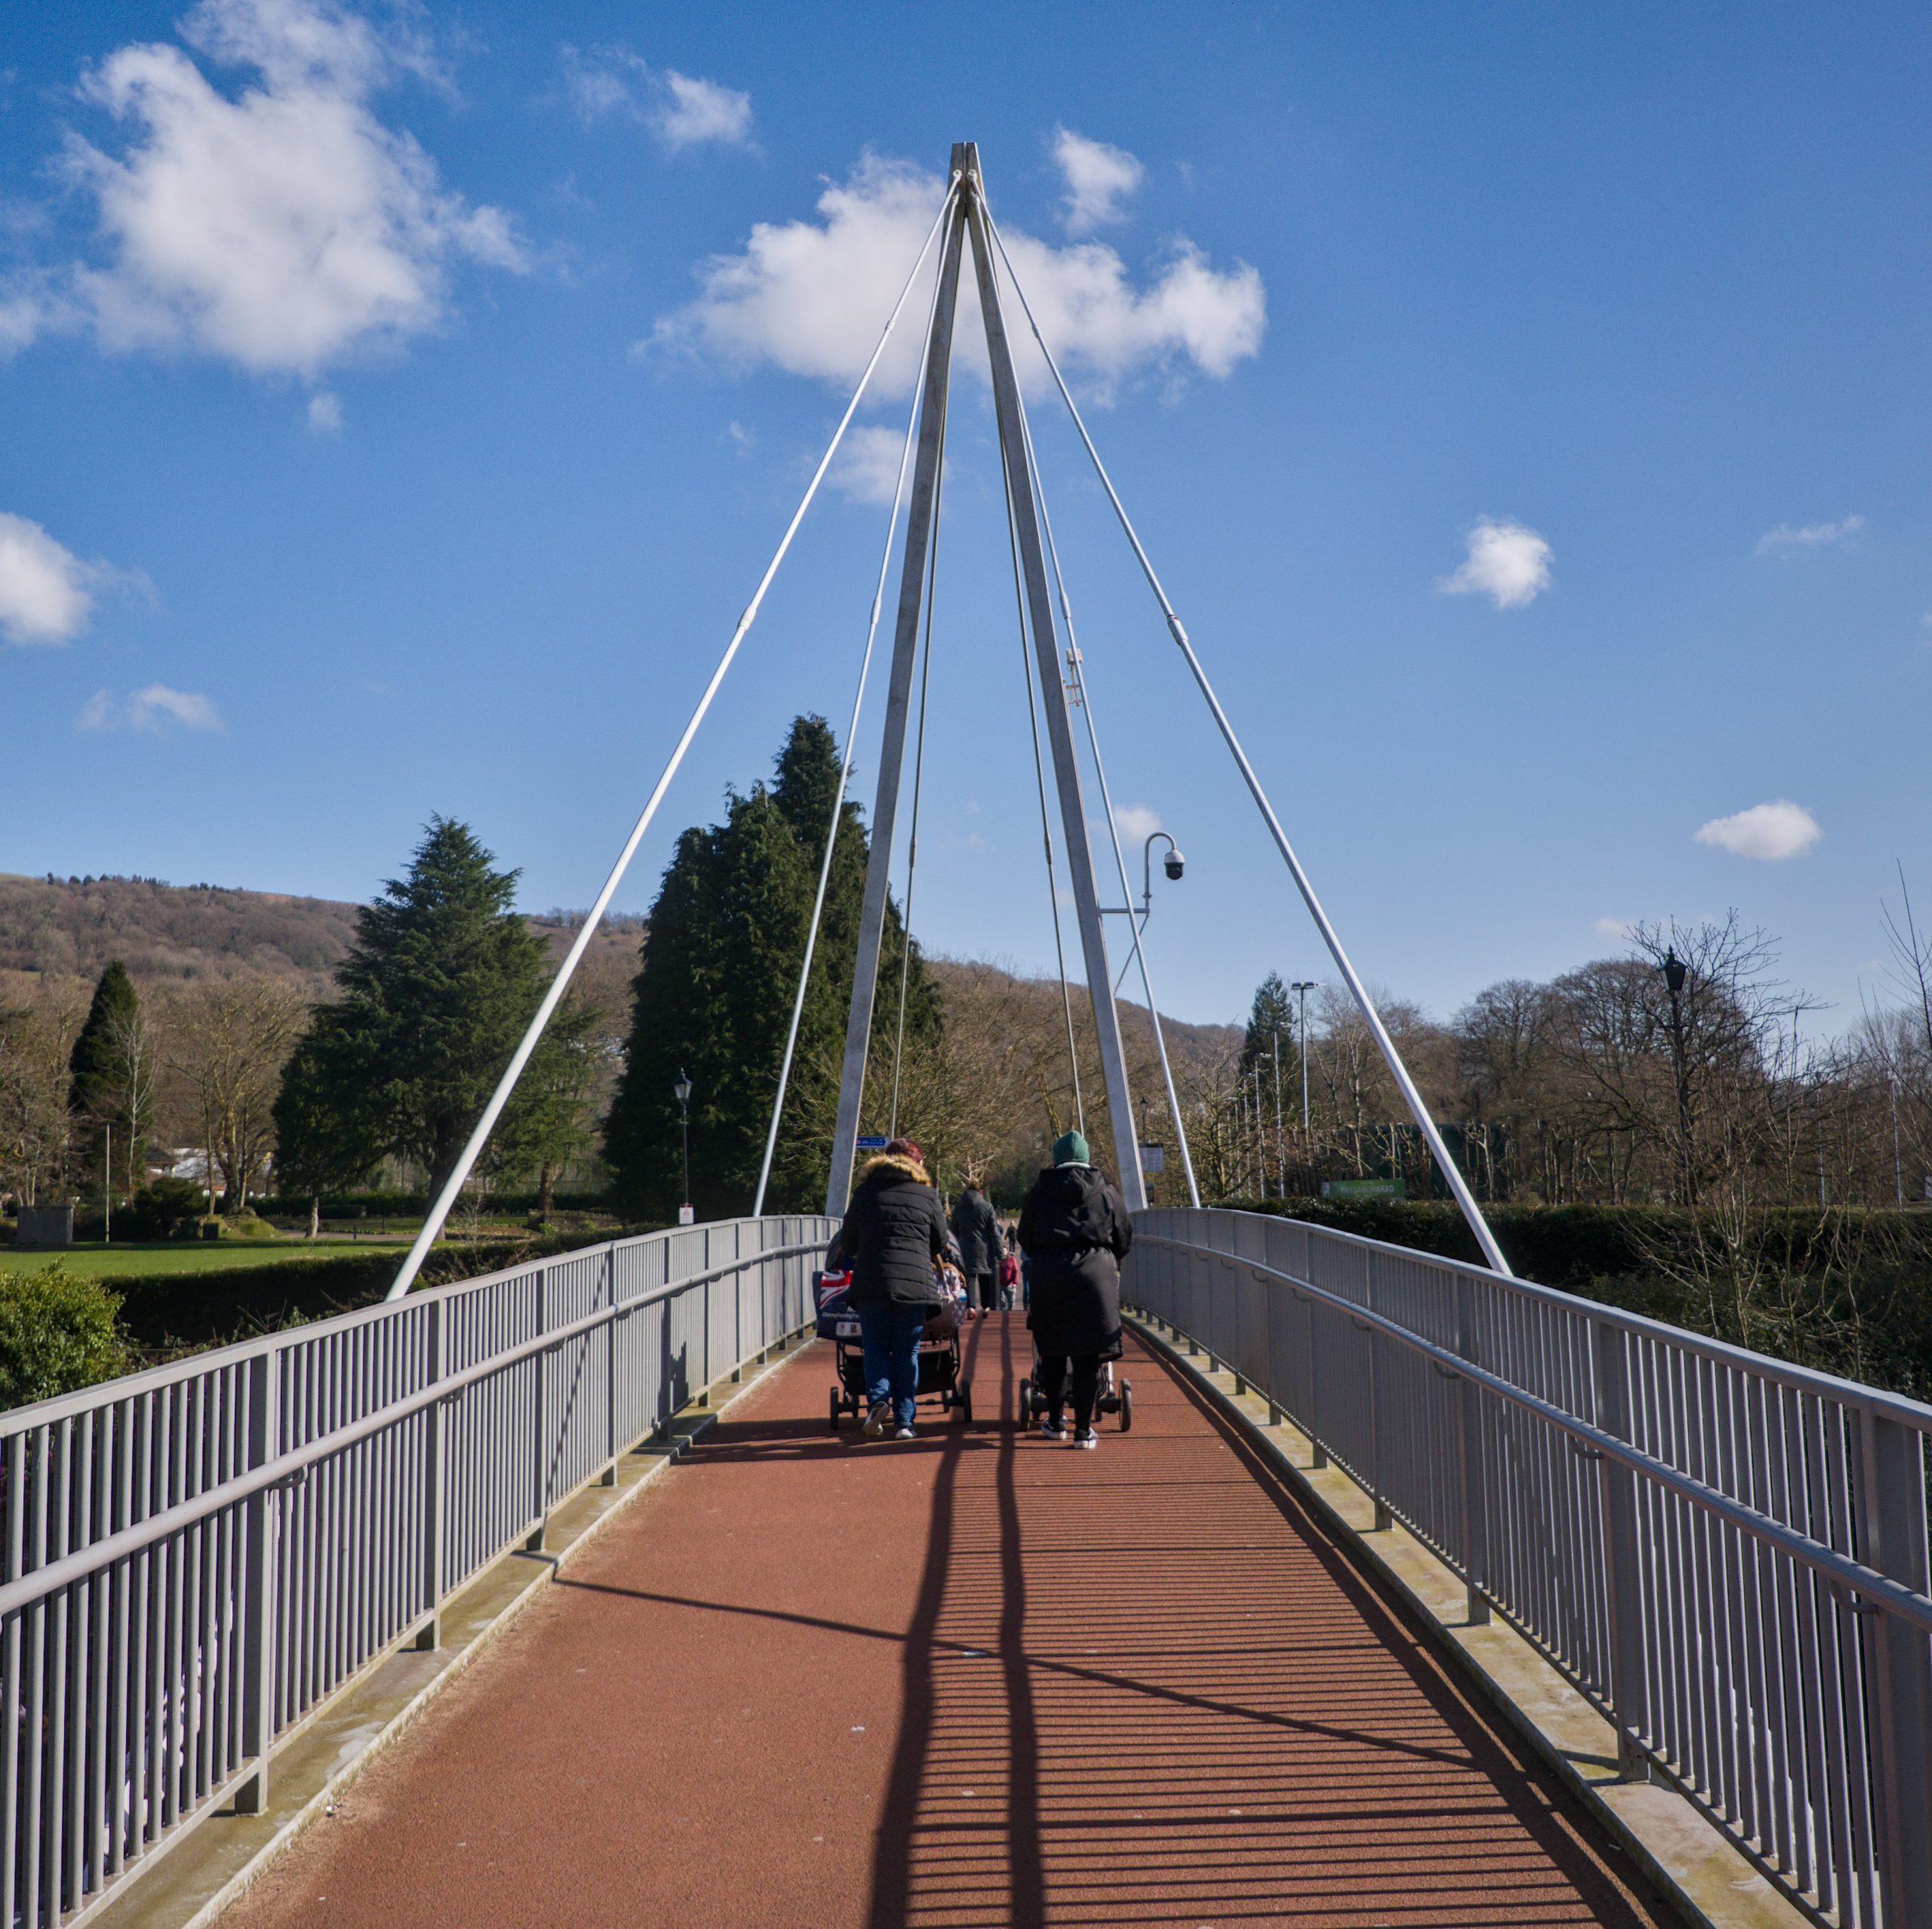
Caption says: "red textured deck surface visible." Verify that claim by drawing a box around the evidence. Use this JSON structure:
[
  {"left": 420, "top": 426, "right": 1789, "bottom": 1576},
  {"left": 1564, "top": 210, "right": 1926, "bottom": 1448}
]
[{"left": 225, "top": 1315, "right": 1667, "bottom": 1929}]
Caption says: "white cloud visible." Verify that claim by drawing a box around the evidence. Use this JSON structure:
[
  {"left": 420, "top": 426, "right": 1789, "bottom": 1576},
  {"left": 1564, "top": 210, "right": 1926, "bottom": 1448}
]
[
  {"left": 559, "top": 45, "right": 751, "bottom": 150},
  {"left": 722, "top": 419, "right": 753, "bottom": 453},
  {"left": 829, "top": 423, "right": 909, "bottom": 506},
  {"left": 0, "top": 511, "right": 94, "bottom": 643},
  {"left": 1113, "top": 802, "right": 1162, "bottom": 844},
  {"left": 23, "top": 0, "right": 525, "bottom": 377},
  {"left": 1052, "top": 127, "right": 1143, "bottom": 235},
  {"left": 1437, "top": 517, "right": 1552, "bottom": 609},
  {"left": 1694, "top": 799, "right": 1822, "bottom": 861},
  {"left": 1592, "top": 916, "right": 1636, "bottom": 940},
  {"left": 306, "top": 389, "right": 343, "bottom": 432},
  {"left": 1755, "top": 514, "right": 1863, "bottom": 556},
  {"left": 79, "top": 683, "right": 226, "bottom": 734},
  {"left": 649, "top": 154, "right": 1264, "bottom": 401}
]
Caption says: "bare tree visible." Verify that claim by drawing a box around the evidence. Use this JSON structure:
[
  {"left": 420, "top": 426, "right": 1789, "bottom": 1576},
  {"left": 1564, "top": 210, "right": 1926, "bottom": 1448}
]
[{"left": 165, "top": 977, "right": 309, "bottom": 1214}]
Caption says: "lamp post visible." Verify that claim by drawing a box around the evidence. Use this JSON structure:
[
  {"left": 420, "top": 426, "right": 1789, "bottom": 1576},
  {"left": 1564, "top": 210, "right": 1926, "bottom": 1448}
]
[
  {"left": 1291, "top": 982, "right": 1319, "bottom": 1137},
  {"left": 1660, "top": 949, "right": 1695, "bottom": 1205},
  {"left": 1271, "top": 1027, "right": 1284, "bottom": 1197},
  {"left": 674, "top": 1069, "right": 694, "bottom": 1225}
]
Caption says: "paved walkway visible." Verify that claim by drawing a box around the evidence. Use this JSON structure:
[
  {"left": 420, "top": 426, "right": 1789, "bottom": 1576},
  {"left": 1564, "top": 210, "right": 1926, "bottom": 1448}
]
[{"left": 224, "top": 1315, "right": 1669, "bottom": 1929}]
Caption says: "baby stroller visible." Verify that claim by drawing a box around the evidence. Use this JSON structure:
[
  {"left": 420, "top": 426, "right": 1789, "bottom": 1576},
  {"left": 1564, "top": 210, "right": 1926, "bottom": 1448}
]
[
  {"left": 1015, "top": 1335, "right": 1132, "bottom": 1432},
  {"left": 816, "top": 1270, "right": 974, "bottom": 1431}
]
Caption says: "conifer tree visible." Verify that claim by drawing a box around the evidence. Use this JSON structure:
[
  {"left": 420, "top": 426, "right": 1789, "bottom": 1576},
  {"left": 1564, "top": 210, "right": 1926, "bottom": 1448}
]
[{"left": 68, "top": 959, "right": 153, "bottom": 1199}]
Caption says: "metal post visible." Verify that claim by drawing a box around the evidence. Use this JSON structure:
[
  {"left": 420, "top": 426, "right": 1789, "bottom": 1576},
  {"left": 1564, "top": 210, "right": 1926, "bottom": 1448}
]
[
  {"left": 1591, "top": 1318, "right": 1651, "bottom": 1780},
  {"left": 235, "top": 1351, "right": 278, "bottom": 1813},
  {"left": 601, "top": 1249, "right": 619, "bottom": 1484},
  {"left": 1860, "top": 1409, "right": 1932, "bottom": 1926},
  {"left": 826, "top": 164, "right": 969, "bottom": 1216},
  {"left": 1454, "top": 1276, "right": 1489, "bottom": 1626},
  {"left": 418, "top": 1297, "right": 446, "bottom": 1646},
  {"left": 525, "top": 1266, "right": 548, "bottom": 1552},
  {"left": 1272, "top": 1029, "right": 1284, "bottom": 1198},
  {"left": 965, "top": 177, "right": 1145, "bottom": 1211},
  {"left": 1364, "top": 1260, "right": 1392, "bottom": 1531}
]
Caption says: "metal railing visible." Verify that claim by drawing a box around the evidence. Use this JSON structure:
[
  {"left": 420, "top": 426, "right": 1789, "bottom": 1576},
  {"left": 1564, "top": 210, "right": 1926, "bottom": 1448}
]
[
  {"left": 1128, "top": 1208, "right": 1932, "bottom": 1929},
  {"left": 1, "top": 1214, "right": 833, "bottom": 1927}
]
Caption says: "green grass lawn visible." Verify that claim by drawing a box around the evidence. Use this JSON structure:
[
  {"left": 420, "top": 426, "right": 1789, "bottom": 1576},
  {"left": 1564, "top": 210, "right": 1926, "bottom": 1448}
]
[{"left": 0, "top": 1239, "right": 400, "bottom": 1278}]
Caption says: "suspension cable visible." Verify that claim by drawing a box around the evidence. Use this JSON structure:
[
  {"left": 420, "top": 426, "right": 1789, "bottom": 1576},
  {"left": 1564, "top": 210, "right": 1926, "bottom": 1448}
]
[
  {"left": 980, "top": 204, "right": 1510, "bottom": 1274},
  {"left": 751, "top": 207, "right": 955, "bottom": 1214},
  {"left": 996, "top": 404, "right": 1084, "bottom": 1134},
  {"left": 386, "top": 181, "right": 961, "bottom": 1299},
  {"left": 1008, "top": 375, "right": 1201, "bottom": 1205},
  {"left": 888, "top": 394, "right": 948, "bottom": 1135}
]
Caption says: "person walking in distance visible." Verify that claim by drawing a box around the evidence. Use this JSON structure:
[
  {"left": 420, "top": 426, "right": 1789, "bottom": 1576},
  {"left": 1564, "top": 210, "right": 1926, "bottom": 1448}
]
[
  {"left": 1018, "top": 1129, "right": 1132, "bottom": 1450},
  {"left": 827, "top": 1137, "right": 946, "bottom": 1440},
  {"left": 949, "top": 1174, "right": 1001, "bottom": 1320}
]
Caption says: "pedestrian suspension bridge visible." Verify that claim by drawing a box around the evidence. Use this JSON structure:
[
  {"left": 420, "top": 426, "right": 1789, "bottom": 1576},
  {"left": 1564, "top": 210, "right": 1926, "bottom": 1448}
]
[{"left": 5, "top": 148, "right": 1930, "bottom": 1929}]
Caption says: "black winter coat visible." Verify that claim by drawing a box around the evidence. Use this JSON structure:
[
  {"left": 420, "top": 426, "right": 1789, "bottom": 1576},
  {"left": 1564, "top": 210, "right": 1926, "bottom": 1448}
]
[
  {"left": 1018, "top": 1164, "right": 1132, "bottom": 1356},
  {"left": 829, "top": 1155, "right": 946, "bottom": 1307},
  {"left": 949, "top": 1188, "right": 1001, "bottom": 1275}
]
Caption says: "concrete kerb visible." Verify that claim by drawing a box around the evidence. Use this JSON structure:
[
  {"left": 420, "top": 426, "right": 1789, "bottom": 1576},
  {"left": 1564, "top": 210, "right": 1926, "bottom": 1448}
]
[
  {"left": 85, "top": 1331, "right": 820, "bottom": 1929},
  {"left": 1123, "top": 1309, "right": 1814, "bottom": 1929}
]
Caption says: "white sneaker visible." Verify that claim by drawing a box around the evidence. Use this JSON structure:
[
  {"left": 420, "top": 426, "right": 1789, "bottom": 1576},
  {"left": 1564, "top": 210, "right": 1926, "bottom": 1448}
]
[
  {"left": 863, "top": 1405, "right": 891, "bottom": 1440},
  {"left": 1072, "top": 1428, "right": 1098, "bottom": 1451},
  {"left": 894, "top": 1425, "right": 915, "bottom": 1441},
  {"left": 1037, "top": 1416, "right": 1064, "bottom": 1440}
]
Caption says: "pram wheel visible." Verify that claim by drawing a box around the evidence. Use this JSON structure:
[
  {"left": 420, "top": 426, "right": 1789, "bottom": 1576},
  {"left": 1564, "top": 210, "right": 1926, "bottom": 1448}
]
[
  {"left": 1015, "top": 1373, "right": 1033, "bottom": 1425},
  {"left": 829, "top": 1386, "right": 844, "bottom": 1432},
  {"left": 1118, "top": 1380, "right": 1133, "bottom": 1432},
  {"left": 957, "top": 1379, "right": 973, "bottom": 1425}
]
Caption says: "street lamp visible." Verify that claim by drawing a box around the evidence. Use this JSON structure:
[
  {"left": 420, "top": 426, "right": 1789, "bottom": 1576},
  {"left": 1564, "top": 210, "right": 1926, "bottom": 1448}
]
[
  {"left": 674, "top": 1069, "right": 694, "bottom": 1225},
  {"left": 1290, "top": 982, "right": 1319, "bottom": 1135},
  {"left": 1659, "top": 950, "right": 1695, "bottom": 1204}
]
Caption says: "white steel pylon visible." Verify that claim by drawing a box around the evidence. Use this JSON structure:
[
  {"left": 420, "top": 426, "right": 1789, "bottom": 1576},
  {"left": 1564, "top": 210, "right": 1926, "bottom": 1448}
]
[{"left": 825, "top": 143, "right": 1147, "bottom": 1214}]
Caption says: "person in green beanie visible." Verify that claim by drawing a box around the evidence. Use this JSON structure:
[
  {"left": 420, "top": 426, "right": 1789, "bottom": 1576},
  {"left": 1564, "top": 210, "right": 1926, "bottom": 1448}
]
[{"left": 1017, "top": 1128, "right": 1132, "bottom": 1448}]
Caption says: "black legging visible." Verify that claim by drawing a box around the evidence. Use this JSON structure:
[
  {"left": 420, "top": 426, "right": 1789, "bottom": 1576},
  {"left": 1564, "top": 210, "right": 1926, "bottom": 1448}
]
[
  {"left": 964, "top": 1272, "right": 995, "bottom": 1315},
  {"left": 1035, "top": 1354, "right": 1100, "bottom": 1432}
]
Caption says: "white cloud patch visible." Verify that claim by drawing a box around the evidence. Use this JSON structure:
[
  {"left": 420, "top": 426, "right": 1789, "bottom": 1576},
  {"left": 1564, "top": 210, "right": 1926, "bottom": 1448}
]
[
  {"left": 0, "top": 511, "right": 94, "bottom": 643},
  {"left": 559, "top": 45, "right": 751, "bottom": 151},
  {"left": 650, "top": 154, "right": 1264, "bottom": 401},
  {"left": 306, "top": 389, "right": 343, "bottom": 432},
  {"left": 1437, "top": 517, "right": 1552, "bottom": 609},
  {"left": 1755, "top": 514, "right": 1863, "bottom": 556},
  {"left": 1113, "top": 802, "right": 1162, "bottom": 844},
  {"left": 78, "top": 682, "right": 226, "bottom": 734},
  {"left": 1694, "top": 799, "right": 1822, "bottom": 861},
  {"left": 1052, "top": 127, "right": 1143, "bottom": 235},
  {"left": 829, "top": 423, "right": 912, "bottom": 506},
  {"left": 18, "top": 0, "right": 526, "bottom": 377},
  {"left": 1592, "top": 916, "right": 1636, "bottom": 940}
]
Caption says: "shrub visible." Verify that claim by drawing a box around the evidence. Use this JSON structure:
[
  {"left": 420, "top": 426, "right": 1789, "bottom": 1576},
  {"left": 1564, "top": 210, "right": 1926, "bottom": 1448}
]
[
  {"left": 0, "top": 1263, "right": 131, "bottom": 1411},
  {"left": 119, "top": 1177, "right": 209, "bottom": 1240}
]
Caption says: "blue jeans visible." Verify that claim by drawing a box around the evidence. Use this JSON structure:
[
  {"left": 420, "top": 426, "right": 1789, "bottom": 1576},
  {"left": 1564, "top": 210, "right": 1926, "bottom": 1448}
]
[{"left": 859, "top": 1301, "right": 927, "bottom": 1429}]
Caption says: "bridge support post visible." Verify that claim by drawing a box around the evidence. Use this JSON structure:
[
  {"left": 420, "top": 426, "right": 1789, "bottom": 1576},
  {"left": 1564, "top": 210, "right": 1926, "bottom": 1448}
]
[
  {"left": 825, "top": 157, "right": 970, "bottom": 1217},
  {"left": 1454, "top": 1277, "right": 1489, "bottom": 1627},
  {"left": 965, "top": 177, "right": 1146, "bottom": 1211},
  {"left": 419, "top": 1297, "right": 447, "bottom": 1645},
  {"left": 235, "top": 1349, "right": 278, "bottom": 1812},
  {"left": 1590, "top": 1318, "right": 1650, "bottom": 1781},
  {"left": 525, "top": 1266, "right": 548, "bottom": 1554},
  {"left": 1860, "top": 1409, "right": 1932, "bottom": 1927}
]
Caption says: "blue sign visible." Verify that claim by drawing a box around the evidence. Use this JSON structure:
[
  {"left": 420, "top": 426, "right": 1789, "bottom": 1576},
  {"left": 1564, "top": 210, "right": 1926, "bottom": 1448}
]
[{"left": 857, "top": 1135, "right": 889, "bottom": 1150}]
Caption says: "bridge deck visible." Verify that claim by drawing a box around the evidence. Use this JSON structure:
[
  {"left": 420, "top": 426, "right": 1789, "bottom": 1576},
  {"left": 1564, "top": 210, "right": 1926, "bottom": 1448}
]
[{"left": 223, "top": 1315, "right": 1668, "bottom": 1929}]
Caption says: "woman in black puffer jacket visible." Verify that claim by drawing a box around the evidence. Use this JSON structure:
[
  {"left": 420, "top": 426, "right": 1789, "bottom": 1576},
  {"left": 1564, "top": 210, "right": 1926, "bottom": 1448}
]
[
  {"left": 1018, "top": 1129, "right": 1132, "bottom": 1449},
  {"left": 828, "top": 1137, "right": 947, "bottom": 1440}
]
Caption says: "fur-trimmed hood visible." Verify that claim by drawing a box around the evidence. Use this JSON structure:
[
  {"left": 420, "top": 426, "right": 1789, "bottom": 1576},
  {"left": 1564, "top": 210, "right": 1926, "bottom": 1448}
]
[{"left": 859, "top": 1151, "right": 931, "bottom": 1188}]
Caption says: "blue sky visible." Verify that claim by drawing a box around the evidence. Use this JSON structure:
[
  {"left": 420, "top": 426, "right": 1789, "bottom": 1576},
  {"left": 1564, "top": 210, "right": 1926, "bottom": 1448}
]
[{"left": 2, "top": 1, "right": 1927, "bottom": 1032}]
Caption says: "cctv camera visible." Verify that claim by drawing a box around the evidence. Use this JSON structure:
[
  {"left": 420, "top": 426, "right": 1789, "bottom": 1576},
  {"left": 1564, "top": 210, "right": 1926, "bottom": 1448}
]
[{"left": 1164, "top": 851, "right": 1185, "bottom": 881}]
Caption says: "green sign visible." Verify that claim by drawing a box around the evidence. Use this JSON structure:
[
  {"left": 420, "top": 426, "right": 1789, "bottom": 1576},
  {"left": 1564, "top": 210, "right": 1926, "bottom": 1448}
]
[{"left": 1321, "top": 1178, "right": 1404, "bottom": 1199}]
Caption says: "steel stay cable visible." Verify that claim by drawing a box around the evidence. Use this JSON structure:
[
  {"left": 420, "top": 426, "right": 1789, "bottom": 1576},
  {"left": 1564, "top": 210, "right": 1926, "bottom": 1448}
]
[
  {"left": 1, "top": 1239, "right": 828, "bottom": 1620},
  {"left": 1140, "top": 1232, "right": 1932, "bottom": 1635},
  {"left": 383, "top": 181, "right": 959, "bottom": 1300},
  {"left": 1009, "top": 380, "right": 1200, "bottom": 1205},
  {"left": 997, "top": 400, "right": 1084, "bottom": 1132},
  {"left": 980, "top": 207, "right": 1510, "bottom": 1276},
  {"left": 751, "top": 223, "right": 953, "bottom": 1213},
  {"left": 888, "top": 386, "right": 949, "bottom": 1137}
]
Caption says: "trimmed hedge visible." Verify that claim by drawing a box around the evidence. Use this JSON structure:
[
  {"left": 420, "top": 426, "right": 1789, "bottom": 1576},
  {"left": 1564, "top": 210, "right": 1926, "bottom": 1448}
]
[
  {"left": 250, "top": 1189, "right": 614, "bottom": 1220},
  {"left": 109, "top": 1229, "right": 632, "bottom": 1358}
]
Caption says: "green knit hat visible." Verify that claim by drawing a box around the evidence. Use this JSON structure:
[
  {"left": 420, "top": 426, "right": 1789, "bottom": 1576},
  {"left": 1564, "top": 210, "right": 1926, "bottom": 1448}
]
[{"left": 1052, "top": 1129, "right": 1090, "bottom": 1166}]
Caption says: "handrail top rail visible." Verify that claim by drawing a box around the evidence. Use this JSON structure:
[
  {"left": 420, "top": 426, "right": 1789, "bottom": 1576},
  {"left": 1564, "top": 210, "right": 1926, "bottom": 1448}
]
[
  {"left": 1134, "top": 1230, "right": 1932, "bottom": 1635},
  {"left": 1137, "top": 1206, "right": 1932, "bottom": 1433},
  {"left": 2, "top": 1214, "right": 836, "bottom": 1437}
]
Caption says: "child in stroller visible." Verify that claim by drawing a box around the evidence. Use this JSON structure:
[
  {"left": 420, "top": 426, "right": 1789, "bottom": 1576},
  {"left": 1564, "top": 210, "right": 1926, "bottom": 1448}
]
[{"left": 817, "top": 1262, "right": 974, "bottom": 1432}]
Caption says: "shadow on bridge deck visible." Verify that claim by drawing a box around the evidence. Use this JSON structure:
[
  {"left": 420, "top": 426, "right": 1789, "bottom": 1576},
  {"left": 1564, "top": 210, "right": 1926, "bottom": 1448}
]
[{"left": 221, "top": 1317, "right": 1671, "bottom": 1929}]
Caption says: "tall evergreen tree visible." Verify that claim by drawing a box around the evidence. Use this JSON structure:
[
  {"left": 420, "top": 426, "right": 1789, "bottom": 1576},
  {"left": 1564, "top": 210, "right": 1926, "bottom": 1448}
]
[
  {"left": 68, "top": 959, "right": 153, "bottom": 1199},
  {"left": 274, "top": 818, "right": 565, "bottom": 1200},
  {"left": 271, "top": 1008, "right": 383, "bottom": 1235},
  {"left": 604, "top": 715, "right": 938, "bottom": 1220}
]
